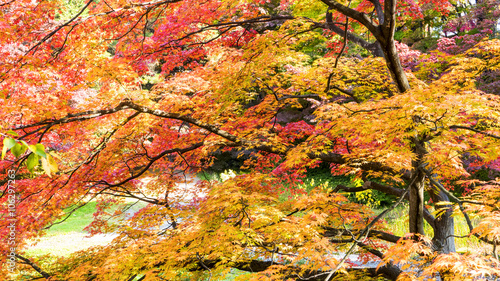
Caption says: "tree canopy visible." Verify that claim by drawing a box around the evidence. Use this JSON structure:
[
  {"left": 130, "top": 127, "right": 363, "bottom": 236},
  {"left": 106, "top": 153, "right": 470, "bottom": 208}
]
[{"left": 1, "top": 0, "right": 500, "bottom": 280}]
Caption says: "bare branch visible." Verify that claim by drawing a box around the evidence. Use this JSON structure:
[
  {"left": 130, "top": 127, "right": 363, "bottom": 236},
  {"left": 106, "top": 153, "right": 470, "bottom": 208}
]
[
  {"left": 0, "top": 0, "right": 15, "bottom": 7},
  {"left": 324, "top": 227, "right": 401, "bottom": 243},
  {"left": 97, "top": 141, "right": 204, "bottom": 188},
  {"left": 324, "top": 12, "right": 383, "bottom": 57},
  {"left": 15, "top": 254, "right": 51, "bottom": 279},
  {"left": 321, "top": 0, "right": 380, "bottom": 38},
  {"left": 279, "top": 94, "right": 321, "bottom": 101},
  {"left": 367, "top": 0, "right": 384, "bottom": 24},
  {"left": 449, "top": 125, "right": 500, "bottom": 140}
]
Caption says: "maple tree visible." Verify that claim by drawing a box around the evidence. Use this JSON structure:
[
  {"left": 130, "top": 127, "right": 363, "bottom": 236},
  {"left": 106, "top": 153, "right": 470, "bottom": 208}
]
[{"left": 1, "top": 0, "right": 500, "bottom": 280}]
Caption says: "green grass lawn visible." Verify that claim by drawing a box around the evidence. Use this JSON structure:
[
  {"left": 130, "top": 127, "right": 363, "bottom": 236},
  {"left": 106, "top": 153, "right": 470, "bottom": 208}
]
[
  {"left": 44, "top": 200, "right": 148, "bottom": 234},
  {"left": 45, "top": 201, "right": 98, "bottom": 234},
  {"left": 24, "top": 200, "right": 147, "bottom": 257}
]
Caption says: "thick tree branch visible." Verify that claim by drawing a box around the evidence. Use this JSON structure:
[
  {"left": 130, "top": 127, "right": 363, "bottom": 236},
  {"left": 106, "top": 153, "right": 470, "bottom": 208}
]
[
  {"left": 334, "top": 3, "right": 350, "bottom": 69},
  {"left": 424, "top": 170, "right": 499, "bottom": 245},
  {"left": 356, "top": 242, "right": 401, "bottom": 280},
  {"left": 325, "top": 12, "right": 384, "bottom": 57},
  {"left": 449, "top": 125, "right": 500, "bottom": 139},
  {"left": 97, "top": 141, "right": 203, "bottom": 188},
  {"left": 321, "top": 0, "right": 380, "bottom": 37},
  {"left": 15, "top": 254, "right": 51, "bottom": 279},
  {"left": 191, "top": 258, "right": 397, "bottom": 281},
  {"left": 13, "top": 102, "right": 412, "bottom": 193},
  {"left": 14, "top": 101, "right": 406, "bottom": 177},
  {"left": 327, "top": 84, "right": 361, "bottom": 103},
  {"left": 175, "top": 15, "right": 295, "bottom": 41},
  {"left": 278, "top": 94, "right": 322, "bottom": 101},
  {"left": 310, "top": 152, "right": 402, "bottom": 177},
  {"left": 382, "top": 0, "right": 397, "bottom": 38},
  {"left": 324, "top": 183, "right": 407, "bottom": 280},
  {"left": 13, "top": 101, "right": 241, "bottom": 144},
  {"left": 322, "top": 0, "right": 409, "bottom": 92},
  {"left": 323, "top": 227, "right": 401, "bottom": 243},
  {"left": 367, "top": 0, "right": 384, "bottom": 24}
]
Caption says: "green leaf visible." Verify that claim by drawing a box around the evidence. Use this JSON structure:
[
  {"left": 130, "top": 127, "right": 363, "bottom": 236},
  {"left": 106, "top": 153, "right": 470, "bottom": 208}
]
[
  {"left": 28, "top": 143, "right": 47, "bottom": 158},
  {"left": 11, "top": 143, "right": 27, "bottom": 158},
  {"left": 2, "top": 138, "right": 17, "bottom": 159},
  {"left": 28, "top": 145, "right": 36, "bottom": 153},
  {"left": 3, "top": 138, "right": 16, "bottom": 149},
  {"left": 27, "top": 153, "right": 39, "bottom": 172},
  {"left": 34, "top": 143, "right": 47, "bottom": 158},
  {"left": 6, "top": 130, "right": 19, "bottom": 136}
]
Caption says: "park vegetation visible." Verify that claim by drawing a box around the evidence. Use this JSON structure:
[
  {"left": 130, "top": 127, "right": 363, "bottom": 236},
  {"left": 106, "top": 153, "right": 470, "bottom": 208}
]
[{"left": 1, "top": 0, "right": 500, "bottom": 280}]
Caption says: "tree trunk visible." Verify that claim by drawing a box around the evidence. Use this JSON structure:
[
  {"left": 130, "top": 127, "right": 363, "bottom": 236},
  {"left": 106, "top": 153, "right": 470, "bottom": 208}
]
[
  {"left": 409, "top": 136, "right": 426, "bottom": 236},
  {"left": 381, "top": 39, "right": 410, "bottom": 93},
  {"left": 378, "top": 0, "right": 411, "bottom": 93},
  {"left": 322, "top": 0, "right": 411, "bottom": 93},
  {"left": 428, "top": 187, "right": 456, "bottom": 253},
  {"left": 409, "top": 169, "right": 425, "bottom": 235}
]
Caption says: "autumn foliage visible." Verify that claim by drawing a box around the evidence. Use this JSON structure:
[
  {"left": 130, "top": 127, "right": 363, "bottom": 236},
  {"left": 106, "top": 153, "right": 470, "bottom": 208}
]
[{"left": 1, "top": 0, "right": 500, "bottom": 280}]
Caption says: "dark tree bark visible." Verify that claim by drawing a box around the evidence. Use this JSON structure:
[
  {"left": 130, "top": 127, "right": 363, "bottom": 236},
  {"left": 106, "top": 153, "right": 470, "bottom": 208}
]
[
  {"left": 378, "top": 0, "right": 411, "bottom": 93},
  {"left": 320, "top": 0, "right": 411, "bottom": 93},
  {"left": 408, "top": 134, "right": 428, "bottom": 237},
  {"left": 325, "top": 11, "right": 385, "bottom": 58},
  {"left": 334, "top": 180, "right": 437, "bottom": 230},
  {"left": 428, "top": 186, "right": 456, "bottom": 253},
  {"left": 409, "top": 168, "right": 426, "bottom": 235},
  {"left": 192, "top": 257, "right": 402, "bottom": 281},
  {"left": 15, "top": 254, "right": 51, "bottom": 279},
  {"left": 317, "top": 0, "right": 461, "bottom": 256}
]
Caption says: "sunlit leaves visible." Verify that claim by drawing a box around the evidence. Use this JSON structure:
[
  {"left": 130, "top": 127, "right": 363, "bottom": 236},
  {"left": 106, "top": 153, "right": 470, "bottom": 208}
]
[
  {"left": 1, "top": 137, "right": 58, "bottom": 176},
  {"left": 2, "top": 0, "right": 500, "bottom": 279},
  {"left": 1, "top": 137, "right": 16, "bottom": 159},
  {"left": 10, "top": 143, "right": 27, "bottom": 158}
]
